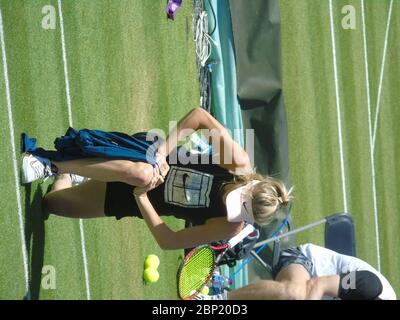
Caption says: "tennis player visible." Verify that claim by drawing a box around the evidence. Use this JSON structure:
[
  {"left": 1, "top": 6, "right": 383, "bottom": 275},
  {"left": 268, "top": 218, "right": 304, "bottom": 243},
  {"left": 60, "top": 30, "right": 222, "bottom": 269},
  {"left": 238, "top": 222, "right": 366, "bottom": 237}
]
[
  {"left": 22, "top": 107, "right": 291, "bottom": 250},
  {"left": 198, "top": 243, "right": 396, "bottom": 300}
]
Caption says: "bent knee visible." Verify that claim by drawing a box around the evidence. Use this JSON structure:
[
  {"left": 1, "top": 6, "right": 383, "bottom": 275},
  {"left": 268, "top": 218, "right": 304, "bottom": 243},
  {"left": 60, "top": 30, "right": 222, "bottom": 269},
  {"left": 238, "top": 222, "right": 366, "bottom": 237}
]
[
  {"left": 124, "top": 162, "right": 153, "bottom": 186},
  {"left": 284, "top": 282, "right": 307, "bottom": 300}
]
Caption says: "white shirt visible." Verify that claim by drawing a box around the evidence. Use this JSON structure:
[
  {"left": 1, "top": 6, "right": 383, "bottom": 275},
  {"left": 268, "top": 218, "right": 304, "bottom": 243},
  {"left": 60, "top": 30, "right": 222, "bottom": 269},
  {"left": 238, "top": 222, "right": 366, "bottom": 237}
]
[{"left": 299, "top": 243, "right": 396, "bottom": 300}]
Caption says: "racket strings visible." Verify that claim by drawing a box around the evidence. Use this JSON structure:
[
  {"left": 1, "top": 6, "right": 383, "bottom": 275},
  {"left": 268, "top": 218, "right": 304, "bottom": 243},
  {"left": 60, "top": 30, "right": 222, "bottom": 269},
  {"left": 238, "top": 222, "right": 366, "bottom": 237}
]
[{"left": 179, "top": 248, "right": 215, "bottom": 298}]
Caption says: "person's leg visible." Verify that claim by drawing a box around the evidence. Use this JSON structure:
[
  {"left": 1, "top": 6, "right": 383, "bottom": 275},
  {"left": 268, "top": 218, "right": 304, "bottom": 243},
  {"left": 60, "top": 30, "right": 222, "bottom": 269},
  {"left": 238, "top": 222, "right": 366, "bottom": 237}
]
[
  {"left": 227, "top": 264, "right": 311, "bottom": 300},
  {"left": 274, "top": 264, "right": 312, "bottom": 299},
  {"left": 52, "top": 158, "right": 154, "bottom": 186},
  {"left": 227, "top": 280, "right": 288, "bottom": 300},
  {"left": 306, "top": 275, "right": 340, "bottom": 300},
  {"left": 48, "top": 174, "right": 73, "bottom": 193},
  {"left": 43, "top": 178, "right": 107, "bottom": 219}
]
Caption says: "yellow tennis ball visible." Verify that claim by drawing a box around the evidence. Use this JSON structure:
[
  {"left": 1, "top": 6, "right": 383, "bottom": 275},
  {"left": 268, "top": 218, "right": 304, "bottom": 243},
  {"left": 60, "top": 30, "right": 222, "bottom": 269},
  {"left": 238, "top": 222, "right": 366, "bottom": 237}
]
[
  {"left": 143, "top": 268, "right": 159, "bottom": 283},
  {"left": 200, "top": 286, "right": 209, "bottom": 295},
  {"left": 144, "top": 254, "right": 160, "bottom": 269}
]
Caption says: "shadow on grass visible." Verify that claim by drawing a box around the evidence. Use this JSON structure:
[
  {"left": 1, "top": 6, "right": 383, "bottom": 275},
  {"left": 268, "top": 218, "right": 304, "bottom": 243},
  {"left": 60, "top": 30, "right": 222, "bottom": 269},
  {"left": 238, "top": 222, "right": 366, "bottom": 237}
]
[{"left": 23, "top": 184, "right": 47, "bottom": 300}]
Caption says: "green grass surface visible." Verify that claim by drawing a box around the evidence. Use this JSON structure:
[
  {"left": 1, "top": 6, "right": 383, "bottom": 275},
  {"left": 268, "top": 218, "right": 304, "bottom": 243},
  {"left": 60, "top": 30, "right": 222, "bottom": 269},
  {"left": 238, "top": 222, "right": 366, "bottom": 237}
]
[
  {"left": 0, "top": 0, "right": 398, "bottom": 299},
  {"left": 281, "top": 0, "right": 399, "bottom": 295},
  {"left": 0, "top": 0, "right": 198, "bottom": 299}
]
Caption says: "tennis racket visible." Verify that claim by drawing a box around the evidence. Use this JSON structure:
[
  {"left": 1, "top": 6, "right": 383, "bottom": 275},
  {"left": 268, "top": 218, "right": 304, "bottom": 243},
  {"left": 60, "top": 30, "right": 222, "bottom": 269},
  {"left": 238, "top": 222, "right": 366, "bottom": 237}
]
[{"left": 177, "top": 224, "right": 255, "bottom": 300}]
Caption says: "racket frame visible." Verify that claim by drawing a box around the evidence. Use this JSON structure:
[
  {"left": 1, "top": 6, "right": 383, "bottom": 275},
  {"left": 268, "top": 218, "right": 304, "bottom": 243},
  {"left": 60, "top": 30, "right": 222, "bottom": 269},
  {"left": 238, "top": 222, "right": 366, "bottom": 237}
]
[{"left": 177, "top": 244, "right": 228, "bottom": 300}]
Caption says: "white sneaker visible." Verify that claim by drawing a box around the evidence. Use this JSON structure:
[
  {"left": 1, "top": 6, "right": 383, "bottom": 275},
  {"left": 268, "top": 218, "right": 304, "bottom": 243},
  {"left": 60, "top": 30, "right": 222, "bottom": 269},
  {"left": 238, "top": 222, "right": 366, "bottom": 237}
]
[
  {"left": 70, "top": 174, "right": 89, "bottom": 186},
  {"left": 21, "top": 154, "right": 53, "bottom": 184}
]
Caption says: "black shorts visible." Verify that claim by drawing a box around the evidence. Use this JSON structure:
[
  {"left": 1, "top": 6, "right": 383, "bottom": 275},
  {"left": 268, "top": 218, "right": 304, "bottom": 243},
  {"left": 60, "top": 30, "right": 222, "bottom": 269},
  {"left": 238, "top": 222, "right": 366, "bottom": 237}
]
[
  {"left": 104, "top": 182, "right": 141, "bottom": 220},
  {"left": 271, "top": 247, "right": 314, "bottom": 279}
]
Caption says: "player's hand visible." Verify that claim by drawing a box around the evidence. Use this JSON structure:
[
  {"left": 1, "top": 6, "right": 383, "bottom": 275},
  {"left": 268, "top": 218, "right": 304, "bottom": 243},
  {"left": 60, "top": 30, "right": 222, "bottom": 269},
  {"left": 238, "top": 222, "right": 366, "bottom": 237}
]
[
  {"left": 155, "top": 152, "right": 170, "bottom": 179},
  {"left": 133, "top": 166, "right": 164, "bottom": 197}
]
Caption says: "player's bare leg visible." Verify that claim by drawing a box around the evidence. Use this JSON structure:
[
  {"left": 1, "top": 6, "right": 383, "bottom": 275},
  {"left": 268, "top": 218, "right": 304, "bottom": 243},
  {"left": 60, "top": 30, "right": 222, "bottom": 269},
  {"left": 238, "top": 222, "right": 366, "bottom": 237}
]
[
  {"left": 227, "top": 264, "right": 311, "bottom": 300},
  {"left": 43, "top": 179, "right": 107, "bottom": 219},
  {"left": 48, "top": 174, "right": 73, "bottom": 194},
  {"left": 52, "top": 158, "right": 154, "bottom": 186}
]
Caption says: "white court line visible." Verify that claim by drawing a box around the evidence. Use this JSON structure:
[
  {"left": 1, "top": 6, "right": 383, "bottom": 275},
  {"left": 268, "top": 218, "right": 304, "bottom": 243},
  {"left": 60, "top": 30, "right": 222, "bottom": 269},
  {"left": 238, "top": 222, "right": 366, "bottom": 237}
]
[
  {"left": 361, "top": 0, "right": 381, "bottom": 271},
  {"left": 328, "top": 0, "right": 348, "bottom": 213},
  {"left": 0, "top": 8, "right": 31, "bottom": 298},
  {"left": 57, "top": 0, "right": 91, "bottom": 300},
  {"left": 372, "top": 0, "right": 393, "bottom": 151}
]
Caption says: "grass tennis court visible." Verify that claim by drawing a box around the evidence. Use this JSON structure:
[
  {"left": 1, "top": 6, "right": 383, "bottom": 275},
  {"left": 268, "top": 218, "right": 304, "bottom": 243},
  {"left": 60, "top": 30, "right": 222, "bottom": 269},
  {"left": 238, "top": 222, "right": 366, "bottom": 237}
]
[
  {"left": 0, "top": 0, "right": 398, "bottom": 299},
  {"left": 282, "top": 0, "right": 399, "bottom": 295}
]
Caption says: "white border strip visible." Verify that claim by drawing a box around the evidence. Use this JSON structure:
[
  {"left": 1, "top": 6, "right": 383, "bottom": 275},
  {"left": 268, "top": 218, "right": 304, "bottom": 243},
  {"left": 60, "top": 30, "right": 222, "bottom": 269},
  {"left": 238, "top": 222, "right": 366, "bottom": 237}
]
[
  {"left": 328, "top": 0, "right": 348, "bottom": 213},
  {"left": 57, "top": 0, "right": 91, "bottom": 300},
  {"left": 372, "top": 0, "right": 393, "bottom": 151},
  {"left": 361, "top": 0, "right": 381, "bottom": 271},
  {"left": 0, "top": 8, "right": 31, "bottom": 298}
]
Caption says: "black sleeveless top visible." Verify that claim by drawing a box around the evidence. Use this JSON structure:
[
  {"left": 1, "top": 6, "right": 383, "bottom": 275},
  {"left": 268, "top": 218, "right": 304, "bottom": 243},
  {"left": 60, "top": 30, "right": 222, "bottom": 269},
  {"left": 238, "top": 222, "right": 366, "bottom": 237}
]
[{"left": 104, "top": 148, "right": 237, "bottom": 225}]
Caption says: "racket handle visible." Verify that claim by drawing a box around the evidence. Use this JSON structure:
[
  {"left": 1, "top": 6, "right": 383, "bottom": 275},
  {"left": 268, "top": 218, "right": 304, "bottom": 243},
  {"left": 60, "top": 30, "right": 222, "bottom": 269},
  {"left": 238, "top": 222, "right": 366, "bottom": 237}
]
[{"left": 227, "top": 224, "right": 255, "bottom": 248}]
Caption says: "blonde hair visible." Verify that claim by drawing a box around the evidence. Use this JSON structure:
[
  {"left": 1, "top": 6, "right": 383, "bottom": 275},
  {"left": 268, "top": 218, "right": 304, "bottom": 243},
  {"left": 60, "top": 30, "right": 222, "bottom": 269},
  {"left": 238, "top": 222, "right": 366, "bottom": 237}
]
[{"left": 221, "top": 171, "right": 292, "bottom": 226}]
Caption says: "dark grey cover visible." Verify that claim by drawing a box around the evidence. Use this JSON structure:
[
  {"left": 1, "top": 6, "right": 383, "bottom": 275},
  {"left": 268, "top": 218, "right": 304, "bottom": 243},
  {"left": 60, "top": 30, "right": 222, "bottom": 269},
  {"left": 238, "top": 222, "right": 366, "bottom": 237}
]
[{"left": 229, "top": 0, "right": 294, "bottom": 280}]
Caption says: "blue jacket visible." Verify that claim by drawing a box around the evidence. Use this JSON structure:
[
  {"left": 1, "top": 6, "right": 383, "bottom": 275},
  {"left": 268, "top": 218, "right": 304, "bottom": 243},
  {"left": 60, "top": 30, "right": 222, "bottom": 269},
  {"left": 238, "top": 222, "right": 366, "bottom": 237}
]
[{"left": 21, "top": 127, "right": 158, "bottom": 165}]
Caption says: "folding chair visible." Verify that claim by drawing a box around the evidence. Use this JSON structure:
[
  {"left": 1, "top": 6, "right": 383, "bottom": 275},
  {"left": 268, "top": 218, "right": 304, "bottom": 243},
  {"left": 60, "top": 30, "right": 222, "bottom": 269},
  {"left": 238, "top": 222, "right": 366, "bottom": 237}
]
[{"left": 250, "top": 213, "right": 356, "bottom": 272}]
